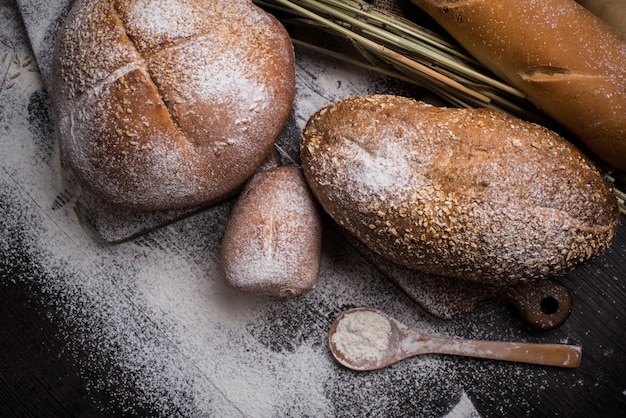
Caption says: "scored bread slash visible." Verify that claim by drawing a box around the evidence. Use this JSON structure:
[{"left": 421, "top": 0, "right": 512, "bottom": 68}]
[
  {"left": 220, "top": 165, "right": 323, "bottom": 297},
  {"left": 50, "top": 0, "right": 295, "bottom": 212}
]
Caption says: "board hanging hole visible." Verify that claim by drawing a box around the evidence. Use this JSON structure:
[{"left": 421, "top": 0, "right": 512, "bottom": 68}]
[{"left": 540, "top": 296, "right": 559, "bottom": 315}]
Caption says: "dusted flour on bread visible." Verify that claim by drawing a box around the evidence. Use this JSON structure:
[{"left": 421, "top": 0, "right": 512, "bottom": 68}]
[
  {"left": 220, "top": 166, "right": 323, "bottom": 297},
  {"left": 51, "top": 0, "right": 295, "bottom": 210},
  {"left": 301, "top": 95, "right": 620, "bottom": 285}
]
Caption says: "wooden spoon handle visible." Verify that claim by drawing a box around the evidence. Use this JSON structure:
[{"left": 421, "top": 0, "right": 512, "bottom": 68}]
[{"left": 410, "top": 335, "right": 582, "bottom": 368}]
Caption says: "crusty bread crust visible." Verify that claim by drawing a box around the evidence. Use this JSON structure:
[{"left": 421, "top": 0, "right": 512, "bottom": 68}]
[
  {"left": 220, "top": 166, "right": 322, "bottom": 297},
  {"left": 411, "top": 0, "right": 626, "bottom": 170},
  {"left": 52, "top": 0, "right": 295, "bottom": 211},
  {"left": 301, "top": 95, "right": 620, "bottom": 285}
]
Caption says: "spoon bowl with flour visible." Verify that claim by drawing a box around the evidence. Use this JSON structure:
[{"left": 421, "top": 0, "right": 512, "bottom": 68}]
[{"left": 329, "top": 308, "right": 582, "bottom": 371}]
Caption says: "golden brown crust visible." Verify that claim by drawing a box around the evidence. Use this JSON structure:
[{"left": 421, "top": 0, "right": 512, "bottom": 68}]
[
  {"left": 220, "top": 166, "right": 322, "bottom": 297},
  {"left": 52, "top": 0, "right": 295, "bottom": 210},
  {"left": 411, "top": 0, "right": 626, "bottom": 170},
  {"left": 301, "top": 95, "right": 620, "bottom": 285}
]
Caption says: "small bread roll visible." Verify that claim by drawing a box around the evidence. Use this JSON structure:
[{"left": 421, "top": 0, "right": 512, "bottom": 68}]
[
  {"left": 301, "top": 95, "right": 620, "bottom": 286},
  {"left": 220, "top": 166, "right": 322, "bottom": 297},
  {"left": 51, "top": 0, "right": 295, "bottom": 210},
  {"left": 411, "top": 0, "right": 626, "bottom": 170}
]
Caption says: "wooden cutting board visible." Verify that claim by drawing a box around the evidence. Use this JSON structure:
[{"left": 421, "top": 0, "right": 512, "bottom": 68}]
[{"left": 338, "top": 226, "right": 573, "bottom": 331}]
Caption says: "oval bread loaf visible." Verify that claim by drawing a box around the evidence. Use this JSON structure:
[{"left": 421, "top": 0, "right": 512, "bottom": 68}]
[
  {"left": 410, "top": 0, "right": 626, "bottom": 170},
  {"left": 220, "top": 166, "right": 322, "bottom": 297},
  {"left": 51, "top": 0, "right": 295, "bottom": 211},
  {"left": 301, "top": 95, "right": 620, "bottom": 286}
]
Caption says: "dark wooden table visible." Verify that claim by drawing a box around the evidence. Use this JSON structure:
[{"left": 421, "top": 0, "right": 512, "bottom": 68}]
[
  {"left": 2, "top": 0, "right": 626, "bottom": 416},
  {"left": 2, "top": 222, "right": 625, "bottom": 417}
]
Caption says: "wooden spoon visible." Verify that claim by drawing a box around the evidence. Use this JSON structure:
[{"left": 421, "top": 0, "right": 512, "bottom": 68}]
[{"left": 328, "top": 308, "right": 582, "bottom": 371}]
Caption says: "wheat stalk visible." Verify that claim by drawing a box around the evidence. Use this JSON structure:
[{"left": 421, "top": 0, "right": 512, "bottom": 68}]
[
  {"left": 255, "top": 0, "right": 626, "bottom": 214},
  {"left": 256, "top": 0, "right": 538, "bottom": 112}
]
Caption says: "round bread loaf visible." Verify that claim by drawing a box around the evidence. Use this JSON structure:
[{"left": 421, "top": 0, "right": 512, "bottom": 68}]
[
  {"left": 220, "top": 166, "right": 322, "bottom": 297},
  {"left": 301, "top": 95, "right": 620, "bottom": 286},
  {"left": 51, "top": 0, "right": 295, "bottom": 211}
]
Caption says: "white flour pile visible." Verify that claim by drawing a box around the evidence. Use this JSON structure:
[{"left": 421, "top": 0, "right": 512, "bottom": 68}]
[
  {"left": 1, "top": 1, "right": 587, "bottom": 416},
  {"left": 331, "top": 310, "right": 392, "bottom": 363}
]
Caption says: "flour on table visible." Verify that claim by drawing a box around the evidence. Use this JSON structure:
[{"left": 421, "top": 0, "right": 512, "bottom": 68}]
[{"left": 2, "top": 1, "right": 573, "bottom": 416}]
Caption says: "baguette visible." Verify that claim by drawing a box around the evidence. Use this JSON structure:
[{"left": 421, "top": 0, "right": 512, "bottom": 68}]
[
  {"left": 410, "top": 0, "right": 626, "bottom": 170},
  {"left": 301, "top": 95, "right": 620, "bottom": 286}
]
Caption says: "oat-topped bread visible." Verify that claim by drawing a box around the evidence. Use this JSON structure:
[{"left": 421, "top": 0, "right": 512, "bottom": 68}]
[
  {"left": 51, "top": 0, "right": 295, "bottom": 211},
  {"left": 301, "top": 95, "right": 620, "bottom": 285}
]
